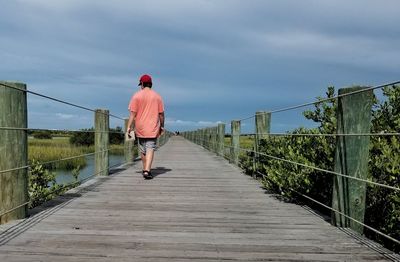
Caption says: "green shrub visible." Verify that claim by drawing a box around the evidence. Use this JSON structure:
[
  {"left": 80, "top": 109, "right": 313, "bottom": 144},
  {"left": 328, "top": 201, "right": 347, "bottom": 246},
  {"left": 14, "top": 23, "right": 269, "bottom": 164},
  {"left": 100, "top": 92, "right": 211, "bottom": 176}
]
[
  {"left": 70, "top": 128, "right": 94, "bottom": 146},
  {"left": 70, "top": 127, "right": 124, "bottom": 146},
  {"left": 110, "top": 126, "right": 124, "bottom": 145},
  {"left": 240, "top": 85, "right": 400, "bottom": 251},
  {"left": 366, "top": 85, "right": 400, "bottom": 251},
  {"left": 32, "top": 131, "right": 52, "bottom": 139},
  {"left": 28, "top": 160, "right": 60, "bottom": 208},
  {"left": 29, "top": 160, "right": 81, "bottom": 209},
  {"left": 28, "top": 138, "right": 86, "bottom": 170}
]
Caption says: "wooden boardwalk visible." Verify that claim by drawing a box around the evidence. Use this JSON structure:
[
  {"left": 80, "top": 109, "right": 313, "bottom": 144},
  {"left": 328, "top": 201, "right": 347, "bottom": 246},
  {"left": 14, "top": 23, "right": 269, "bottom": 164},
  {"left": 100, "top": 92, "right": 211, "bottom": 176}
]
[{"left": 0, "top": 136, "right": 398, "bottom": 261}]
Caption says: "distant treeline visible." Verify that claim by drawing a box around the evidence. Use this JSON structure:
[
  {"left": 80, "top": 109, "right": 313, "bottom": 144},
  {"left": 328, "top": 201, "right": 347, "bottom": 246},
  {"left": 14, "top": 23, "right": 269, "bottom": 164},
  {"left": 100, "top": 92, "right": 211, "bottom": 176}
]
[{"left": 29, "top": 127, "right": 124, "bottom": 145}]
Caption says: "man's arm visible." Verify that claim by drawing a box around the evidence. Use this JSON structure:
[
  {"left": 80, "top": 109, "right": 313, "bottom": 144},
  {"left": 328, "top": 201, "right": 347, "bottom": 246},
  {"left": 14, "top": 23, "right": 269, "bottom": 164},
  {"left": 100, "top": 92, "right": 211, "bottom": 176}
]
[
  {"left": 127, "top": 111, "right": 136, "bottom": 132},
  {"left": 159, "top": 112, "right": 165, "bottom": 134}
]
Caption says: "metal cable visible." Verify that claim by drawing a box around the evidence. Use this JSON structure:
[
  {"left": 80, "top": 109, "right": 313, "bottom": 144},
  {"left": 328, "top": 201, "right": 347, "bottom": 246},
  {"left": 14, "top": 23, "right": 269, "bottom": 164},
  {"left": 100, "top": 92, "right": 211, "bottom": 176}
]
[
  {"left": 257, "top": 132, "right": 400, "bottom": 137},
  {"left": 232, "top": 81, "right": 399, "bottom": 121},
  {"left": 238, "top": 115, "right": 256, "bottom": 121},
  {"left": 290, "top": 188, "right": 400, "bottom": 246},
  {"left": 187, "top": 137, "right": 400, "bottom": 247},
  {"left": 0, "top": 149, "right": 110, "bottom": 175},
  {"left": 0, "top": 127, "right": 125, "bottom": 134},
  {"left": 192, "top": 138, "right": 400, "bottom": 192},
  {"left": 0, "top": 160, "right": 127, "bottom": 218},
  {"left": 31, "top": 161, "right": 127, "bottom": 204},
  {"left": 240, "top": 146, "right": 400, "bottom": 192},
  {"left": 255, "top": 168, "right": 400, "bottom": 246},
  {"left": 0, "top": 82, "right": 125, "bottom": 120},
  {"left": 268, "top": 81, "right": 400, "bottom": 114},
  {"left": 0, "top": 202, "right": 30, "bottom": 218}
]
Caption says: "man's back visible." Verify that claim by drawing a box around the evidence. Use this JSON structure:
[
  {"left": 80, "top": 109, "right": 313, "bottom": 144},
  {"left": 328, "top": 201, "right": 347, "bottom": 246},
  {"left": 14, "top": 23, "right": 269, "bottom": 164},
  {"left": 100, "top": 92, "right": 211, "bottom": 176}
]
[{"left": 129, "top": 88, "right": 164, "bottom": 138}]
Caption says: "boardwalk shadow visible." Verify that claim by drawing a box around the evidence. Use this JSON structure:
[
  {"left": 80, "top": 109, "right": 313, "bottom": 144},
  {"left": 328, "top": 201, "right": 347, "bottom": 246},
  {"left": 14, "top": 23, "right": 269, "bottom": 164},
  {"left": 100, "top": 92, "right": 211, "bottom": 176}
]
[
  {"left": 134, "top": 167, "right": 172, "bottom": 178},
  {"left": 152, "top": 167, "right": 172, "bottom": 177}
]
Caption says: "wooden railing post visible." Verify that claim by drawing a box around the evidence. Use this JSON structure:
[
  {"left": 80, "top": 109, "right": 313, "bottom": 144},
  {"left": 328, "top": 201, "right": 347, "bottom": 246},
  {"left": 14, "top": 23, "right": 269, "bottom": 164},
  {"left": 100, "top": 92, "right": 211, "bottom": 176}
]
[
  {"left": 211, "top": 127, "right": 217, "bottom": 153},
  {"left": 124, "top": 118, "right": 135, "bottom": 164},
  {"left": 205, "top": 128, "right": 209, "bottom": 150},
  {"left": 217, "top": 123, "right": 225, "bottom": 157},
  {"left": 203, "top": 128, "right": 206, "bottom": 148},
  {"left": 230, "top": 120, "right": 241, "bottom": 165},
  {"left": 254, "top": 111, "right": 271, "bottom": 173},
  {"left": 196, "top": 129, "right": 200, "bottom": 145},
  {"left": 95, "top": 109, "right": 109, "bottom": 176},
  {"left": 0, "top": 81, "right": 28, "bottom": 224},
  {"left": 331, "top": 86, "right": 373, "bottom": 234}
]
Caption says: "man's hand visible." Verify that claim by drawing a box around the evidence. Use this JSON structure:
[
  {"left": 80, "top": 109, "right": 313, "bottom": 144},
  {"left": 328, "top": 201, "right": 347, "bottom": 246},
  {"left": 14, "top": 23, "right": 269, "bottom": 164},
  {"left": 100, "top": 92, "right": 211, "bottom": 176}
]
[
  {"left": 159, "top": 127, "right": 165, "bottom": 136},
  {"left": 127, "top": 127, "right": 133, "bottom": 138}
]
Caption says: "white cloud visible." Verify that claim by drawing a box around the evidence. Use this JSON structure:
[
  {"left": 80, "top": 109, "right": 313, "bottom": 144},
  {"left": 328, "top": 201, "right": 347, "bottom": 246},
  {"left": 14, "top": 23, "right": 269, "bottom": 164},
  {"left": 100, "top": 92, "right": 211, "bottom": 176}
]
[
  {"left": 166, "top": 118, "right": 223, "bottom": 128},
  {"left": 55, "top": 113, "right": 74, "bottom": 120},
  {"left": 3, "top": 0, "right": 400, "bottom": 132}
]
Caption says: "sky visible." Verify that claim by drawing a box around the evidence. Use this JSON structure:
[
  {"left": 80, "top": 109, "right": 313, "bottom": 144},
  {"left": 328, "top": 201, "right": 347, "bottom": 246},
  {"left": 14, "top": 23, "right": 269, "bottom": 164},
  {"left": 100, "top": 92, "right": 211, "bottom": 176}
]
[{"left": 1, "top": 0, "right": 399, "bottom": 133}]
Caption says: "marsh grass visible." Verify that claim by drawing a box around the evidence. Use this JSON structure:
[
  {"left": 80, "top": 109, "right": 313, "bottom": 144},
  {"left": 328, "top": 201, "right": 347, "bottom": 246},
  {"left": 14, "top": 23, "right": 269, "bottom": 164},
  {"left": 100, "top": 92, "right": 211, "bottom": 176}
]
[
  {"left": 28, "top": 137, "right": 126, "bottom": 170},
  {"left": 223, "top": 135, "right": 255, "bottom": 160},
  {"left": 29, "top": 137, "right": 86, "bottom": 170},
  {"left": 224, "top": 135, "right": 254, "bottom": 149}
]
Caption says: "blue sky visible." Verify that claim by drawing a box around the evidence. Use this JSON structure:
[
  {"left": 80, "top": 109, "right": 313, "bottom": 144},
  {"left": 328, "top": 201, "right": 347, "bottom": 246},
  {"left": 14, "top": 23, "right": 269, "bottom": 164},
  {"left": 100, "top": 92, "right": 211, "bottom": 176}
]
[{"left": 1, "top": 0, "right": 399, "bottom": 133}]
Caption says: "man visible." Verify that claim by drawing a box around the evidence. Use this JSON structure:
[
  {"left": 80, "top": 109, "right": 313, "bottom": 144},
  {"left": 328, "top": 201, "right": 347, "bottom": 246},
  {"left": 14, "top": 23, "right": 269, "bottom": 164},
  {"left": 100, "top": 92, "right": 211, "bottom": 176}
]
[{"left": 127, "top": 74, "right": 165, "bottom": 179}]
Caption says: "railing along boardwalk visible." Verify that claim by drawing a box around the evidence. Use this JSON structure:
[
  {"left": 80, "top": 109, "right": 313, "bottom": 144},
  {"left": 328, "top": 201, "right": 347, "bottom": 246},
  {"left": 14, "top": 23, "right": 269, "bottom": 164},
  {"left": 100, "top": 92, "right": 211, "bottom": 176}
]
[{"left": 0, "top": 136, "right": 397, "bottom": 261}]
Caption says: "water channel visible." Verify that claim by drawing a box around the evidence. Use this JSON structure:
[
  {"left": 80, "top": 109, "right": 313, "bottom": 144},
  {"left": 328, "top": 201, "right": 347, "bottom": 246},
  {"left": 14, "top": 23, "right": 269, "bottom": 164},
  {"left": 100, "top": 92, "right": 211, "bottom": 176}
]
[{"left": 54, "top": 154, "right": 125, "bottom": 185}]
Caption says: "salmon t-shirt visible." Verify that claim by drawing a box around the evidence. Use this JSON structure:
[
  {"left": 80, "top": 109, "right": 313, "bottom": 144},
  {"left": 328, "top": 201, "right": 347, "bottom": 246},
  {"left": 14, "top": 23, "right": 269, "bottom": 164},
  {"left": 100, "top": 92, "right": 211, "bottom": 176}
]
[{"left": 128, "top": 88, "right": 164, "bottom": 138}]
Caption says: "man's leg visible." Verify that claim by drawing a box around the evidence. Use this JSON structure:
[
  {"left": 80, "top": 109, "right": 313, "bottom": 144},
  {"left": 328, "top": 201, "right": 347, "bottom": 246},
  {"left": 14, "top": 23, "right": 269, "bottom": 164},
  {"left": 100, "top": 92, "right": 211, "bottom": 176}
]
[
  {"left": 138, "top": 138, "right": 147, "bottom": 171},
  {"left": 141, "top": 153, "right": 146, "bottom": 170},
  {"left": 144, "top": 149, "right": 154, "bottom": 172}
]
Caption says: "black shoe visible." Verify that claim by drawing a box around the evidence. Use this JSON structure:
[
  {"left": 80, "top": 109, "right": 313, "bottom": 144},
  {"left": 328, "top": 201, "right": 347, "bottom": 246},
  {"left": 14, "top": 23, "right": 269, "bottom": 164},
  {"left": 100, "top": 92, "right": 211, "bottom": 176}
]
[{"left": 143, "top": 170, "right": 153, "bottom": 180}]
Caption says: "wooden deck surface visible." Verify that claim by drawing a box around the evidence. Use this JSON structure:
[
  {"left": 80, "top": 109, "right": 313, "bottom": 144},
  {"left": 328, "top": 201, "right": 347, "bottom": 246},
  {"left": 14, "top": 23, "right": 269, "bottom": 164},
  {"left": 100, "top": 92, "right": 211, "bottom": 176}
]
[{"left": 0, "top": 136, "right": 398, "bottom": 261}]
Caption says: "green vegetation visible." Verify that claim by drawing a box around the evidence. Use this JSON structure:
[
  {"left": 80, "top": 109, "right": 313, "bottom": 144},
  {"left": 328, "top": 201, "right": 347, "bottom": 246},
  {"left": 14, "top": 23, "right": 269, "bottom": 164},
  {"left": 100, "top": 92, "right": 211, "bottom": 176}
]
[
  {"left": 28, "top": 137, "right": 87, "bottom": 170},
  {"left": 69, "top": 129, "right": 94, "bottom": 146},
  {"left": 237, "top": 85, "right": 399, "bottom": 252},
  {"left": 224, "top": 135, "right": 254, "bottom": 149},
  {"left": 69, "top": 127, "right": 124, "bottom": 146},
  {"left": 28, "top": 128, "right": 127, "bottom": 208},
  {"left": 32, "top": 130, "right": 52, "bottom": 139},
  {"left": 28, "top": 160, "right": 77, "bottom": 208},
  {"left": 224, "top": 135, "right": 255, "bottom": 160},
  {"left": 28, "top": 131, "right": 126, "bottom": 170}
]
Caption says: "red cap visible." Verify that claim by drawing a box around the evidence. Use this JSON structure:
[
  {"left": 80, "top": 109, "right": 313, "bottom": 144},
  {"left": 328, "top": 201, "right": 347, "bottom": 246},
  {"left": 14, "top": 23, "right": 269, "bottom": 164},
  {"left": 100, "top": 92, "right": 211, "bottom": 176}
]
[{"left": 138, "top": 74, "right": 152, "bottom": 86}]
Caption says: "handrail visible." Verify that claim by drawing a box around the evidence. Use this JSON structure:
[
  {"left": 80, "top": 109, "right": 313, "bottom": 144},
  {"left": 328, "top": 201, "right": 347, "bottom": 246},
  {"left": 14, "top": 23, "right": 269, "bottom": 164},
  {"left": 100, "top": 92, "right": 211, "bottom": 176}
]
[
  {"left": 0, "top": 80, "right": 172, "bottom": 225},
  {"left": 0, "top": 127, "right": 124, "bottom": 134},
  {"left": 0, "top": 82, "right": 125, "bottom": 120},
  {"left": 0, "top": 161, "right": 126, "bottom": 218},
  {"left": 195, "top": 138, "right": 400, "bottom": 192},
  {"left": 181, "top": 81, "right": 400, "bottom": 251},
  {"left": 237, "top": 81, "right": 400, "bottom": 121}
]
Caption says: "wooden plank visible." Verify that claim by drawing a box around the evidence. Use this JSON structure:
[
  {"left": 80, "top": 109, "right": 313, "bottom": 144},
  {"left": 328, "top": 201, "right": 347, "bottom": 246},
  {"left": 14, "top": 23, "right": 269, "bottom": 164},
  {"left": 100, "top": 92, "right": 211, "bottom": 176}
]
[{"left": 0, "top": 136, "right": 397, "bottom": 261}]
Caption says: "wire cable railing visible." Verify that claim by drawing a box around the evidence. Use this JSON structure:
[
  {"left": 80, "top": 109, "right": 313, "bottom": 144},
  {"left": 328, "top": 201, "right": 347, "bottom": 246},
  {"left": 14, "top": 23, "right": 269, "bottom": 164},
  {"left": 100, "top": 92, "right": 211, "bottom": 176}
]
[
  {"left": 0, "top": 82, "right": 124, "bottom": 120},
  {"left": 194, "top": 138, "right": 400, "bottom": 192},
  {"left": 0, "top": 149, "right": 110, "bottom": 175},
  {"left": 186, "top": 136, "right": 400, "bottom": 248},
  {"left": 0, "top": 160, "right": 127, "bottom": 218},
  {"left": 183, "top": 81, "right": 400, "bottom": 251},
  {"left": 259, "top": 132, "right": 400, "bottom": 137},
  {"left": 0, "top": 81, "right": 134, "bottom": 220},
  {"left": 0, "top": 127, "right": 124, "bottom": 134},
  {"left": 236, "top": 80, "right": 400, "bottom": 121}
]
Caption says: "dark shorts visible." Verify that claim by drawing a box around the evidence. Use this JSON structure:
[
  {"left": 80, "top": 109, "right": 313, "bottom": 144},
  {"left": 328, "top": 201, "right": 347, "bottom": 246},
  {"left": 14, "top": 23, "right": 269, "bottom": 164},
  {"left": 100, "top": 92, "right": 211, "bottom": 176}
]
[{"left": 138, "top": 138, "right": 157, "bottom": 155}]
